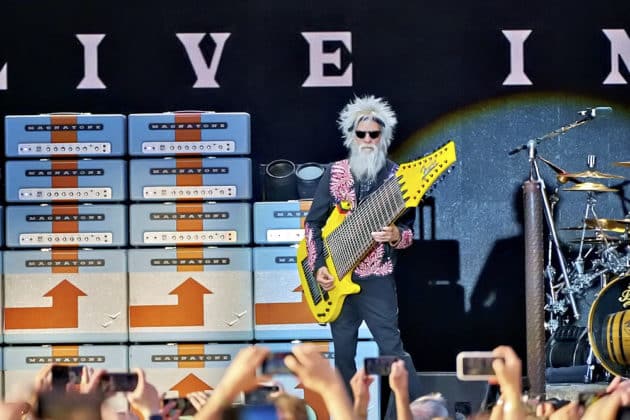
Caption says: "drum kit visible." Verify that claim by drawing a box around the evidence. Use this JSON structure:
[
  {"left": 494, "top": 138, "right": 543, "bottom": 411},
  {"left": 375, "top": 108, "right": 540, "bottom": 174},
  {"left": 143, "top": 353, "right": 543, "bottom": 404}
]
[{"left": 541, "top": 157, "right": 630, "bottom": 379}]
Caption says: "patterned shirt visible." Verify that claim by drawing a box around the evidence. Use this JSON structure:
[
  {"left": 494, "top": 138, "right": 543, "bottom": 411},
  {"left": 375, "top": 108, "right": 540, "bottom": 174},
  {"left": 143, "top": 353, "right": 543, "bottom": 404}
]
[{"left": 304, "top": 159, "right": 414, "bottom": 278}]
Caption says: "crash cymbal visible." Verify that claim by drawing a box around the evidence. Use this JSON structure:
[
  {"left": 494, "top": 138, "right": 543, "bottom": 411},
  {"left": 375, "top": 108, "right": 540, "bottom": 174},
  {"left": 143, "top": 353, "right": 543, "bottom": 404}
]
[
  {"left": 560, "top": 226, "right": 595, "bottom": 231},
  {"left": 585, "top": 218, "right": 630, "bottom": 232},
  {"left": 560, "top": 170, "right": 625, "bottom": 180},
  {"left": 613, "top": 162, "right": 630, "bottom": 167},
  {"left": 569, "top": 235, "right": 620, "bottom": 245},
  {"left": 538, "top": 156, "right": 580, "bottom": 184},
  {"left": 563, "top": 182, "right": 618, "bottom": 192}
]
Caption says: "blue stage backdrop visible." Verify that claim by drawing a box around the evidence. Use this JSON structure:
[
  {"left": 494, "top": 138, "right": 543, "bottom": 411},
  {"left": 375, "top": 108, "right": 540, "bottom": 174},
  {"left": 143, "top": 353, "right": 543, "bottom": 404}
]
[{"left": 0, "top": 0, "right": 629, "bottom": 370}]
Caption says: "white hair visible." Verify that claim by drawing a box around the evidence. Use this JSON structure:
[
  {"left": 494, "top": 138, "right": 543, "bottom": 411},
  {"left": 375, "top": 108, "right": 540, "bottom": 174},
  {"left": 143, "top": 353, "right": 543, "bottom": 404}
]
[
  {"left": 337, "top": 95, "right": 398, "bottom": 149},
  {"left": 410, "top": 393, "right": 449, "bottom": 420}
]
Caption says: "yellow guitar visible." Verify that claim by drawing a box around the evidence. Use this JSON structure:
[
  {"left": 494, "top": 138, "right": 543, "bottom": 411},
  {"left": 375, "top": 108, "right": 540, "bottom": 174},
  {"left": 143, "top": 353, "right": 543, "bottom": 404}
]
[{"left": 296, "top": 141, "right": 457, "bottom": 323}]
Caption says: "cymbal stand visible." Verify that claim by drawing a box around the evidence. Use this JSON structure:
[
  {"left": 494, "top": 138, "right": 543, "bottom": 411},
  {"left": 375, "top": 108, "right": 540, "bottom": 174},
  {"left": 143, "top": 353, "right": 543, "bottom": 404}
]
[
  {"left": 510, "top": 111, "right": 600, "bottom": 321},
  {"left": 529, "top": 143, "right": 580, "bottom": 320},
  {"left": 543, "top": 190, "right": 564, "bottom": 333}
]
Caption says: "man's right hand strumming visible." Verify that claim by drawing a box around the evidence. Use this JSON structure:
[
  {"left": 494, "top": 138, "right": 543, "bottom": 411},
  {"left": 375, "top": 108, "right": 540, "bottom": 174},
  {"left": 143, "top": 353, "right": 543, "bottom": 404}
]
[{"left": 316, "top": 266, "right": 335, "bottom": 291}]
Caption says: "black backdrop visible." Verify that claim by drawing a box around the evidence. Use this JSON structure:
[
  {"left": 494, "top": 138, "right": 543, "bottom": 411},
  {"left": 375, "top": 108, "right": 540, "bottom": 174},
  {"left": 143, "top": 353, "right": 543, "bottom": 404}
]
[{"left": 1, "top": 0, "right": 629, "bottom": 370}]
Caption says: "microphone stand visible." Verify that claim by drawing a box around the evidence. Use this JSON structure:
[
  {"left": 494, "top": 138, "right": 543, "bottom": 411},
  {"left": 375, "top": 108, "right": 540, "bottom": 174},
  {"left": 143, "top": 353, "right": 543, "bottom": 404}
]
[{"left": 508, "top": 114, "right": 593, "bottom": 156}]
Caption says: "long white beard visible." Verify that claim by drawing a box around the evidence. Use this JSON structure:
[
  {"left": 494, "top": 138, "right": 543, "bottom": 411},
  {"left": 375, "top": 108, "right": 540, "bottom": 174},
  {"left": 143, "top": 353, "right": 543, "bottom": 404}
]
[{"left": 348, "top": 142, "right": 387, "bottom": 182}]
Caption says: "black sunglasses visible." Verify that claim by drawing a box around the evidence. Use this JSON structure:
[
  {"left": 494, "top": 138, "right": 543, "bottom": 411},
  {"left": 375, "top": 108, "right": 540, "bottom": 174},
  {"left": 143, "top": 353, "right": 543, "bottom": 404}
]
[{"left": 355, "top": 130, "right": 381, "bottom": 139}]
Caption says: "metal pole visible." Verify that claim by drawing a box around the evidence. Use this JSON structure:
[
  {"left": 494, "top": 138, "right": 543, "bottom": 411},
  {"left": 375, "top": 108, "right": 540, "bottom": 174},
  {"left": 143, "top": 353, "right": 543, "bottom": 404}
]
[{"left": 523, "top": 180, "right": 546, "bottom": 397}]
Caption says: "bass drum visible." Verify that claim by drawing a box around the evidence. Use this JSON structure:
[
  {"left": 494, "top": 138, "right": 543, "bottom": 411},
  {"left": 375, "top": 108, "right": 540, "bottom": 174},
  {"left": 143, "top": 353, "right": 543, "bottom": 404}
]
[{"left": 588, "top": 272, "right": 630, "bottom": 377}]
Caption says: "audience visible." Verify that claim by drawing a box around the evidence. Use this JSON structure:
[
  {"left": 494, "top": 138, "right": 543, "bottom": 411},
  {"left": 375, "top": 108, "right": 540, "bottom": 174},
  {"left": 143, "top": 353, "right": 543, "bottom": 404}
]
[{"left": 4, "top": 342, "right": 630, "bottom": 419}]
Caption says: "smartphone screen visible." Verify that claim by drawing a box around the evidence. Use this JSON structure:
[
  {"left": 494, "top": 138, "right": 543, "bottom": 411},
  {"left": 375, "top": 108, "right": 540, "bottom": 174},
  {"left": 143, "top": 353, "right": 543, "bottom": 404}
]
[
  {"left": 244, "top": 385, "right": 280, "bottom": 405},
  {"left": 99, "top": 373, "right": 138, "bottom": 393},
  {"left": 163, "top": 397, "right": 197, "bottom": 415},
  {"left": 364, "top": 356, "right": 398, "bottom": 375},
  {"left": 261, "top": 352, "right": 293, "bottom": 375},
  {"left": 51, "top": 365, "right": 83, "bottom": 390},
  {"left": 224, "top": 404, "right": 278, "bottom": 420},
  {"left": 456, "top": 351, "right": 502, "bottom": 381}
]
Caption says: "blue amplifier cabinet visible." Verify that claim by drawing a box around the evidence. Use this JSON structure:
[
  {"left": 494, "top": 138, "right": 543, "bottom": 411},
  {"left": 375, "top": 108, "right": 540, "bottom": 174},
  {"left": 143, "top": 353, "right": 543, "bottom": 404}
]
[
  {"left": 253, "top": 246, "right": 372, "bottom": 340},
  {"left": 253, "top": 200, "right": 312, "bottom": 244},
  {"left": 128, "top": 247, "right": 253, "bottom": 342},
  {"left": 5, "top": 114, "right": 126, "bottom": 157},
  {"left": 129, "top": 343, "right": 246, "bottom": 400},
  {"left": 129, "top": 202, "right": 251, "bottom": 246},
  {"left": 128, "top": 112, "right": 250, "bottom": 156},
  {"left": 5, "top": 204, "right": 128, "bottom": 248},
  {"left": 3, "top": 249, "right": 129, "bottom": 344},
  {"left": 5, "top": 159, "right": 127, "bottom": 203},
  {"left": 129, "top": 157, "right": 251, "bottom": 201},
  {"left": 4, "top": 345, "right": 128, "bottom": 409}
]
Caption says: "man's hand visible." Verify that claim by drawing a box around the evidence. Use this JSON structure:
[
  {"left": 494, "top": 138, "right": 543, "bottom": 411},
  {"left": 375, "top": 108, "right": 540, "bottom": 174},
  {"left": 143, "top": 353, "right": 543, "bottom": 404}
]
[
  {"left": 371, "top": 225, "right": 400, "bottom": 244},
  {"left": 316, "top": 266, "right": 335, "bottom": 291}
]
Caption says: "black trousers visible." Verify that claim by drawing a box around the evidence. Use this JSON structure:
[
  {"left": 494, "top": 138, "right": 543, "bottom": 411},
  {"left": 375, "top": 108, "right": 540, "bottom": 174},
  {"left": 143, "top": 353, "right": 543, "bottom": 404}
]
[{"left": 330, "top": 273, "right": 421, "bottom": 415}]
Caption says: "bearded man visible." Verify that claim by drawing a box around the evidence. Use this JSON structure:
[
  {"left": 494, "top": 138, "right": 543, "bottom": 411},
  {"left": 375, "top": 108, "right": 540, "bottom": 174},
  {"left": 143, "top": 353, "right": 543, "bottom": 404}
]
[{"left": 304, "top": 95, "right": 420, "bottom": 416}]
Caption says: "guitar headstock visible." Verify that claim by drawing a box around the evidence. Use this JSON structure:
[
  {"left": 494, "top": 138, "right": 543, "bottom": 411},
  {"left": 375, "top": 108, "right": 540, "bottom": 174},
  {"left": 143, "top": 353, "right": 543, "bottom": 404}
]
[{"left": 396, "top": 140, "right": 457, "bottom": 207}]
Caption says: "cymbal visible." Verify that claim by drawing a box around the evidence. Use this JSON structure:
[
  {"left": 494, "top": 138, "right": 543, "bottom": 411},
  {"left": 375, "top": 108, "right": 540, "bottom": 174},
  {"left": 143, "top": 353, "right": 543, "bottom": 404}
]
[
  {"left": 586, "top": 218, "right": 630, "bottom": 232},
  {"left": 538, "top": 156, "right": 580, "bottom": 184},
  {"left": 613, "top": 162, "right": 630, "bottom": 167},
  {"left": 569, "top": 236, "right": 620, "bottom": 244},
  {"left": 560, "top": 226, "right": 596, "bottom": 231},
  {"left": 560, "top": 170, "right": 625, "bottom": 180},
  {"left": 563, "top": 182, "right": 618, "bottom": 192}
]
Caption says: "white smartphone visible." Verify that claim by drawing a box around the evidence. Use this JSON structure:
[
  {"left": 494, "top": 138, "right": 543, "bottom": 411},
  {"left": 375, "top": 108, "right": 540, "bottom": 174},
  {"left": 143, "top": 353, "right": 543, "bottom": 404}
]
[{"left": 455, "top": 351, "right": 501, "bottom": 381}]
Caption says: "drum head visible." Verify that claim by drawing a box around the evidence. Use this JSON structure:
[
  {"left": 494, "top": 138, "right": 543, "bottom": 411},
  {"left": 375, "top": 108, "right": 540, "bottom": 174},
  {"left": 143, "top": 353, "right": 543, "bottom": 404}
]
[{"left": 588, "top": 273, "right": 630, "bottom": 377}]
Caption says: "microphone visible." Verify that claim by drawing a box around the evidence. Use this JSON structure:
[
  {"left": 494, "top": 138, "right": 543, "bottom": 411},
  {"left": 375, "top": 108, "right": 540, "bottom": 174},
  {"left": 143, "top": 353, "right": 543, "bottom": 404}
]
[{"left": 578, "top": 106, "right": 613, "bottom": 118}]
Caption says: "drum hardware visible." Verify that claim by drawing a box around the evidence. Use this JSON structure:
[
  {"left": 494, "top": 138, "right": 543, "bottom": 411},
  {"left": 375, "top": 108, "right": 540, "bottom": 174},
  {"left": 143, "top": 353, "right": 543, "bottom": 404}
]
[
  {"left": 598, "top": 246, "right": 630, "bottom": 276},
  {"left": 509, "top": 115, "right": 605, "bottom": 333}
]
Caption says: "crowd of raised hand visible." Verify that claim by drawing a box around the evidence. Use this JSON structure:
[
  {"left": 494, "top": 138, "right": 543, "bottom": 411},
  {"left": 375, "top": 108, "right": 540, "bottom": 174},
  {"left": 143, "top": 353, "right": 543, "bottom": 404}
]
[{"left": 2, "top": 342, "right": 630, "bottom": 420}]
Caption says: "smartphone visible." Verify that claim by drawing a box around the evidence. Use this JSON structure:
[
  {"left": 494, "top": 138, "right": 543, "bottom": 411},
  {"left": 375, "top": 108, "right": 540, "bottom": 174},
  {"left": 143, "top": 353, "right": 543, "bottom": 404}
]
[
  {"left": 261, "top": 352, "right": 293, "bottom": 375},
  {"left": 51, "top": 365, "right": 83, "bottom": 390},
  {"left": 364, "top": 356, "right": 398, "bottom": 376},
  {"left": 244, "top": 385, "right": 280, "bottom": 405},
  {"left": 456, "top": 351, "right": 502, "bottom": 381},
  {"left": 99, "top": 372, "right": 138, "bottom": 393},
  {"left": 163, "top": 397, "right": 197, "bottom": 415},
  {"left": 223, "top": 404, "right": 278, "bottom": 420}
]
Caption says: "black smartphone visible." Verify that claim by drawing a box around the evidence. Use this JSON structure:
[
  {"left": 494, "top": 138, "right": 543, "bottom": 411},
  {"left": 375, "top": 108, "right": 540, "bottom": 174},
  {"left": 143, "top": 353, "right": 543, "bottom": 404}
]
[
  {"left": 244, "top": 385, "right": 280, "bottom": 405},
  {"left": 261, "top": 352, "right": 293, "bottom": 375},
  {"left": 51, "top": 365, "right": 83, "bottom": 390},
  {"left": 99, "top": 373, "right": 138, "bottom": 393},
  {"left": 364, "top": 356, "right": 398, "bottom": 375},
  {"left": 163, "top": 397, "right": 197, "bottom": 416},
  {"left": 223, "top": 404, "right": 278, "bottom": 420}
]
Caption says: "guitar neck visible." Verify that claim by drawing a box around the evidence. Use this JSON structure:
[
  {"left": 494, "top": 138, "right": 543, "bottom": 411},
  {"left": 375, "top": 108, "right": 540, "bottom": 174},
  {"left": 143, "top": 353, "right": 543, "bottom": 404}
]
[{"left": 327, "top": 176, "right": 407, "bottom": 277}]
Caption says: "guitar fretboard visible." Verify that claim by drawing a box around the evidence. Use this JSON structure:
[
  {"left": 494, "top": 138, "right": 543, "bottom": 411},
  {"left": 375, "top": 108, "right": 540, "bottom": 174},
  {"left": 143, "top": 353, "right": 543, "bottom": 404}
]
[{"left": 326, "top": 175, "right": 407, "bottom": 277}]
